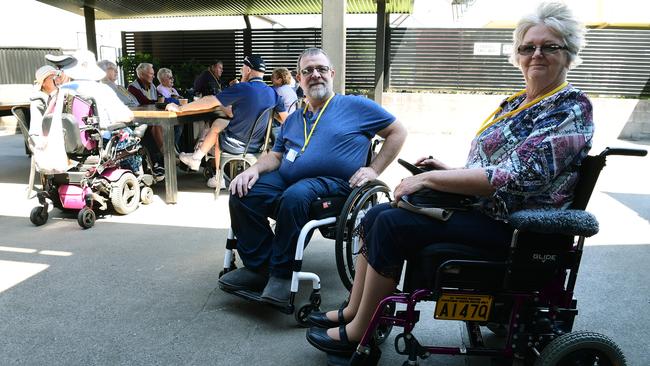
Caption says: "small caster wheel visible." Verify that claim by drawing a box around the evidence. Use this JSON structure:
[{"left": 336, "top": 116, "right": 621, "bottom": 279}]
[
  {"left": 309, "top": 293, "right": 322, "bottom": 308},
  {"left": 203, "top": 163, "right": 215, "bottom": 179},
  {"left": 374, "top": 302, "right": 396, "bottom": 345},
  {"left": 140, "top": 186, "right": 154, "bottom": 205},
  {"left": 295, "top": 303, "right": 319, "bottom": 327},
  {"left": 77, "top": 208, "right": 96, "bottom": 229},
  {"left": 30, "top": 206, "right": 48, "bottom": 226}
]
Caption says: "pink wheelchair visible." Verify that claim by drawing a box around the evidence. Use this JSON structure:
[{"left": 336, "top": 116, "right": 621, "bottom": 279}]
[{"left": 30, "top": 91, "right": 155, "bottom": 229}]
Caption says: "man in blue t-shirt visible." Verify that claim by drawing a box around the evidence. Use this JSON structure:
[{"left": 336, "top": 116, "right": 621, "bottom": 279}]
[
  {"left": 220, "top": 48, "right": 407, "bottom": 306},
  {"left": 167, "top": 55, "right": 287, "bottom": 188}
]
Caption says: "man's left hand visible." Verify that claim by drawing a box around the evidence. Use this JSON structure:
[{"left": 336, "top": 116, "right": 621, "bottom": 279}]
[{"left": 349, "top": 166, "right": 378, "bottom": 187}]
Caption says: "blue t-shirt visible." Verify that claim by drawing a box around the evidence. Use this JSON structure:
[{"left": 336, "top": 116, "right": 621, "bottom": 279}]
[
  {"left": 216, "top": 77, "right": 285, "bottom": 146},
  {"left": 272, "top": 94, "right": 395, "bottom": 184}
]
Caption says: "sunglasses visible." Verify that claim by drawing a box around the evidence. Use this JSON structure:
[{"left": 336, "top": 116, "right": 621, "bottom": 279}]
[
  {"left": 517, "top": 44, "right": 568, "bottom": 56},
  {"left": 300, "top": 66, "right": 331, "bottom": 76}
]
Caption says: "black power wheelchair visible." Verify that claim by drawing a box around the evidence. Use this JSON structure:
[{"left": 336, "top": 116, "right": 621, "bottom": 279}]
[
  {"left": 337, "top": 147, "right": 646, "bottom": 366},
  {"left": 219, "top": 139, "right": 392, "bottom": 325}
]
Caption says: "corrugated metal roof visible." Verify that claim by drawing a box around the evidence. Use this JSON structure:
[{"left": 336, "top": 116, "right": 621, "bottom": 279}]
[{"left": 36, "top": 0, "right": 414, "bottom": 19}]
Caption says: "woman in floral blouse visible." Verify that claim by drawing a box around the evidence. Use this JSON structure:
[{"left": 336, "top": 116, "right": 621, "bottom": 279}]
[{"left": 306, "top": 1, "right": 593, "bottom": 356}]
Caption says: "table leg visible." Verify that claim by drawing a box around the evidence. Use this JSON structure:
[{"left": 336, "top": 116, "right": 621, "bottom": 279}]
[{"left": 162, "top": 121, "right": 177, "bottom": 204}]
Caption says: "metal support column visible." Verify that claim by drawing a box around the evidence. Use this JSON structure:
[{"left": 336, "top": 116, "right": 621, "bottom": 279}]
[
  {"left": 84, "top": 6, "right": 97, "bottom": 56},
  {"left": 373, "top": 0, "right": 388, "bottom": 104},
  {"left": 322, "top": 0, "right": 346, "bottom": 94},
  {"left": 243, "top": 15, "right": 252, "bottom": 58}
]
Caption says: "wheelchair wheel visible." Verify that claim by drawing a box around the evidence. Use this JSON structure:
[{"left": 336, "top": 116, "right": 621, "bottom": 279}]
[
  {"left": 373, "top": 301, "right": 395, "bottom": 345},
  {"left": 110, "top": 172, "right": 140, "bottom": 215},
  {"left": 140, "top": 187, "right": 154, "bottom": 205},
  {"left": 335, "top": 181, "right": 391, "bottom": 291},
  {"left": 77, "top": 207, "right": 96, "bottom": 229},
  {"left": 30, "top": 206, "right": 48, "bottom": 226},
  {"left": 534, "top": 331, "right": 626, "bottom": 366}
]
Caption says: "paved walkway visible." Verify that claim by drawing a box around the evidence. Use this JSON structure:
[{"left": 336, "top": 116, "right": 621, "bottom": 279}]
[{"left": 0, "top": 131, "right": 648, "bottom": 365}]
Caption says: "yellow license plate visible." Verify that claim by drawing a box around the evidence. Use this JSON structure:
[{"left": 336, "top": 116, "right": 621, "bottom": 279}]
[{"left": 434, "top": 293, "right": 493, "bottom": 321}]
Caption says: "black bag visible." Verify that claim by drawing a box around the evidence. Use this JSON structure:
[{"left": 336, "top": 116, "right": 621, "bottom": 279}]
[
  {"left": 402, "top": 188, "right": 478, "bottom": 211},
  {"left": 397, "top": 189, "right": 478, "bottom": 221}
]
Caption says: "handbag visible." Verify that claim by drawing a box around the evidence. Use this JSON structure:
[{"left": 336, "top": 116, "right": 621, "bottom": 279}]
[{"left": 396, "top": 188, "right": 478, "bottom": 221}]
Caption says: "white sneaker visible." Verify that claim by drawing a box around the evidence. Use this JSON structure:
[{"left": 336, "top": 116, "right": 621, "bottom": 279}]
[
  {"left": 179, "top": 152, "right": 201, "bottom": 171},
  {"left": 207, "top": 175, "right": 227, "bottom": 189}
]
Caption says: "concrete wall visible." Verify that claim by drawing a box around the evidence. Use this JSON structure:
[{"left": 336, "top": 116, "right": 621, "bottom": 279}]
[{"left": 382, "top": 92, "right": 650, "bottom": 151}]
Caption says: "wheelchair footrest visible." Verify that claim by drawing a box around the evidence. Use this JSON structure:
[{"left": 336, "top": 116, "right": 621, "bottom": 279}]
[{"left": 219, "top": 286, "right": 294, "bottom": 315}]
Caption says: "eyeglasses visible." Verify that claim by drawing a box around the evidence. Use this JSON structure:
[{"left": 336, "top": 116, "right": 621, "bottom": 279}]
[
  {"left": 300, "top": 66, "right": 331, "bottom": 76},
  {"left": 517, "top": 44, "right": 568, "bottom": 56}
]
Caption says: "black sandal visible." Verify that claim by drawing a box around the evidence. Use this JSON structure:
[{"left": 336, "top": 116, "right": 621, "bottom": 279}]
[
  {"left": 306, "top": 305, "right": 347, "bottom": 328},
  {"left": 306, "top": 325, "right": 358, "bottom": 355}
]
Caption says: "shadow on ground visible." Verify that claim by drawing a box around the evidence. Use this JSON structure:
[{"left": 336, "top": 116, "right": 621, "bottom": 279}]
[{"left": 0, "top": 213, "right": 648, "bottom": 365}]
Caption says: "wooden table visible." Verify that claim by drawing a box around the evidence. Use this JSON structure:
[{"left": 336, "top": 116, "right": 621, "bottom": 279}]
[
  {"left": 131, "top": 104, "right": 221, "bottom": 204},
  {"left": 0, "top": 103, "right": 30, "bottom": 117}
]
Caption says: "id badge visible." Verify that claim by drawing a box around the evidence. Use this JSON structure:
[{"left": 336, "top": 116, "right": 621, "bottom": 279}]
[{"left": 286, "top": 148, "right": 298, "bottom": 162}]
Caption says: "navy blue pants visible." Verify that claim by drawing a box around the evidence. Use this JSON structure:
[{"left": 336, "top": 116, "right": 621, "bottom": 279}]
[
  {"left": 361, "top": 203, "right": 513, "bottom": 280},
  {"left": 229, "top": 170, "right": 352, "bottom": 278}
]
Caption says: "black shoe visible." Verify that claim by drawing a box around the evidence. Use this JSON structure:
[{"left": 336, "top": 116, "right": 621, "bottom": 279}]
[
  {"left": 307, "top": 306, "right": 346, "bottom": 328},
  {"left": 260, "top": 276, "right": 291, "bottom": 306},
  {"left": 306, "top": 325, "right": 358, "bottom": 356},
  {"left": 218, "top": 267, "right": 268, "bottom": 292},
  {"left": 152, "top": 163, "right": 165, "bottom": 182}
]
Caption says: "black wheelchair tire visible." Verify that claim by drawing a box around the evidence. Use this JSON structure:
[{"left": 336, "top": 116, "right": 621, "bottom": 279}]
[
  {"left": 335, "top": 181, "right": 392, "bottom": 291},
  {"left": 77, "top": 207, "right": 96, "bottom": 229},
  {"left": 30, "top": 206, "right": 48, "bottom": 226},
  {"left": 533, "top": 331, "right": 626, "bottom": 366}
]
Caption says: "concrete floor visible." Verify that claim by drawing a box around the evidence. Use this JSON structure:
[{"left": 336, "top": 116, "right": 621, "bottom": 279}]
[{"left": 0, "top": 132, "right": 648, "bottom": 366}]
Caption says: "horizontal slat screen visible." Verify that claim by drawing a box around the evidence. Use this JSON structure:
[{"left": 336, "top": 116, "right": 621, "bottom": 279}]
[
  {"left": 123, "top": 27, "right": 650, "bottom": 98},
  {"left": 0, "top": 48, "right": 63, "bottom": 84}
]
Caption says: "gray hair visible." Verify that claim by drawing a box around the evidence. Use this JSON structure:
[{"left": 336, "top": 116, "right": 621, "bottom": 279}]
[
  {"left": 135, "top": 62, "right": 153, "bottom": 77},
  {"left": 157, "top": 67, "right": 173, "bottom": 82},
  {"left": 510, "top": 2, "right": 586, "bottom": 69},
  {"left": 296, "top": 47, "right": 332, "bottom": 72},
  {"left": 97, "top": 60, "right": 117, "bottom": 72}
]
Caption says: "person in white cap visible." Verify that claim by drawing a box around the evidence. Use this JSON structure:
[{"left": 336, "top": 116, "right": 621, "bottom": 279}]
[
  {"left": 29, "top": 65, "right": 66, "bottom": 135},
  {"left": 59, "top": 49, "right": 134, "bottom": 129}
]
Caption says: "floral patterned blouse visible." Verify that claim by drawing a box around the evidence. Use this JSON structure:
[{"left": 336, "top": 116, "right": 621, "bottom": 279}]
[{"left": 465, "top": 84, "right": 594, "bottom": 219}]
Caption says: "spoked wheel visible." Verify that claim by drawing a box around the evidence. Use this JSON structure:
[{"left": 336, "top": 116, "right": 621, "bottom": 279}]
[
  {"left": 110, "top": 172, "right": 140, "bottom": 215},
  {"left": 29, "top": 206, "right": 48, "bottom": 226},
  {"left": 335, "top": 181, "right": 392, "bottom": 290},
  {"left": 534, "top": 331, "right": 626, "bottom": 366},
  {"left": 77, "top": 207, "right": 96, "bottom": 229}
]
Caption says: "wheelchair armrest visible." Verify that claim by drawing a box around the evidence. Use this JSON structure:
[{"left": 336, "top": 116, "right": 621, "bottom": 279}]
[
  {"left": 105, "top": 122, "right": 128, "bottom": 132},
  {"left": 508, "top": 209, "right": 599, "bottom": 237}
]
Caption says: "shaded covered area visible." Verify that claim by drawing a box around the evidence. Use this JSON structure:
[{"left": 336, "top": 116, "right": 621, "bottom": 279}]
[{"left": 37, "top": 0, "right": 414, "bottom": 99}]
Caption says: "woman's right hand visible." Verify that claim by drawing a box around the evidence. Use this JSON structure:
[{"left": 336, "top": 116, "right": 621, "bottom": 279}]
[
  {"left": 393, "top": 174, "right": 427, "bottom": 203},
  {"left": 414, "top": 156, "right": 450, "bottom": 170}
]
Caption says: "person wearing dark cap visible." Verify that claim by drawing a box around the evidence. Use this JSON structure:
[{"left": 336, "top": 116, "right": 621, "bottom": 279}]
[
  {"left": 168, "top": 55, "right": 288, "bottom": 189},
  {"left": 193, "top": 60, "right": 228, "bottom": 97}
]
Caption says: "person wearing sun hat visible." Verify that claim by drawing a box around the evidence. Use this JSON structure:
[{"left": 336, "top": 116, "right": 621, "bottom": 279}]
[
  {"left": 29, "top": 65, "right": 67, "bottom": 135},
  {"left": 168, "top": 54, "right": 288, "bottom": 189},
  {"left": 58, "top": 49, "right": 134, "bottom": 129}
]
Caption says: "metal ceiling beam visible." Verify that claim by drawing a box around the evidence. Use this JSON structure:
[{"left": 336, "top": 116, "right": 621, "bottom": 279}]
[{"left": 35, "top": 0, "right": 413, "bottom": 19}]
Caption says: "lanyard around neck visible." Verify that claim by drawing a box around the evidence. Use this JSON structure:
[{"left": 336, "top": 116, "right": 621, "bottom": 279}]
[
  {"left": 476, "top": 81, "right": 568, "bottom": 137},
  {"left": 301, "top": 94, "right": 335, "bottom": 153}
]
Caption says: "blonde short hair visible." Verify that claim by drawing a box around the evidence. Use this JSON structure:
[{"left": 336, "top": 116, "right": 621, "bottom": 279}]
[
  {"left": 510, "top": 2, "right": 586, "bottom": 69},
  {"left": 272, "top": 67, "right": 292, "bottom": 85}
]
